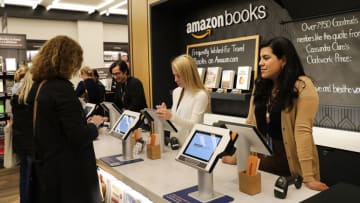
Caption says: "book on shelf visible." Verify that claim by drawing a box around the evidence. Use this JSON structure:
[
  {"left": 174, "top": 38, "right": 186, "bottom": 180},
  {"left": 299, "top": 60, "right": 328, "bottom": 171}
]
[
  {"left": 5, "top": 79, "right": 14, "bottom": 96},
  {"left": 5, "top": 58, "right": 17, "bottom": 72},
  {"left": 123, "top": 190, "right": 139, "bottom": 203},
  {"left": 103, "top": 51, "right": 120, "bottom": 61},
  {"left": 104, "top": 62, "right": 113, "bottom": 68},
  {"left": 221, "top": 69, "right": 235, "bottom": 89},
  {"left": 197, "top": 67, "right": 206, "bottom": 83},
  {"left": 109, "top": 181, "right": 124, "bottom": 203},
  {"left": 0, "top": 80, "right": 3, "bottom": 93},
  {"left": 0, "top": 56, "right": 3, "bottom": 72},
  {"left": 236, "top": 66, "right": 252, "bottom": 90},
  {"left": 204, "top": 66, "right": 222, "bottom": 89},
  {"left": 0, "top": 100, "right": 4, "bottom": 114},
  {"left": 0, "top": 139, "right": 4, "bottom": 155},
  {"left": 26, "top": 50, "right": 39, "bottom": 62}
]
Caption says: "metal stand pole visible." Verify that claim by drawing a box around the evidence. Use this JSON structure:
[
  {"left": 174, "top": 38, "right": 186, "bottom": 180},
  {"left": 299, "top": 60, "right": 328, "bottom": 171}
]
[
  {"left": 121, "top": 136, "right": 133, "bottom": 160},
  {"left": 188, "top": 170, "right": 223, "bottom": 202}
]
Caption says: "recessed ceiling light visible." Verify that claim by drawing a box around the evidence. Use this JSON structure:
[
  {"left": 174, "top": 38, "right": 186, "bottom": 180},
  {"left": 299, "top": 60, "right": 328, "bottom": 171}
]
[
  {"left": 4, "top": 0, "right": 40, "bottom": 8},
  {"left": 2, "top": 0, "right": 128, "bottom": 16}
]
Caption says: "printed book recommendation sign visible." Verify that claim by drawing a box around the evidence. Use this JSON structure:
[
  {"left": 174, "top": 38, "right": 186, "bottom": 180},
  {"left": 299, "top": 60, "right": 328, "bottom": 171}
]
[{"left": 187, "top": 35, "right": 259, "bottom": 90}]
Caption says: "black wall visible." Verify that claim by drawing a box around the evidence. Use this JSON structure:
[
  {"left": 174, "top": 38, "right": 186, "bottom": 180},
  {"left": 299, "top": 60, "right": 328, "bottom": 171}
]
[
  {"left": 279, "top": 0, "right": 360, "bottom": 20},
  {"left": 150, "top": 0, "right": 360, "bottom": 186},
  {"left": 150, "top": 0, "right": 360, "bottom": 132},
  {"left": 150, "top": 0, "right": 290, "bottom": 109}
]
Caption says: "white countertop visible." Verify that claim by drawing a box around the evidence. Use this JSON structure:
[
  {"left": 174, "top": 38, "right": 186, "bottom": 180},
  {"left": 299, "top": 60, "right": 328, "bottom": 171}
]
[
  {"left": 93, "top": 131, "right": 318, "bottom": 203},
  {"left": 204, "top": 113, "right": 360, "bottom": 153}
]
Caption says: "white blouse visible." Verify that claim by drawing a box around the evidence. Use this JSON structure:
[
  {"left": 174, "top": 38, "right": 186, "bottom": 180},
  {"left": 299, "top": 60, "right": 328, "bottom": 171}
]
[{"left": 169, "top": 87, "right": 209, "bottom": 145}]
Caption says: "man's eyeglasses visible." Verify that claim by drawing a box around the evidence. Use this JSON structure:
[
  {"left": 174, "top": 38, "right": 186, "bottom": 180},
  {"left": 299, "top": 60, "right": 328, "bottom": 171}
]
[{"left": 112, "top": 72, "right": 122, "bottom": 76}]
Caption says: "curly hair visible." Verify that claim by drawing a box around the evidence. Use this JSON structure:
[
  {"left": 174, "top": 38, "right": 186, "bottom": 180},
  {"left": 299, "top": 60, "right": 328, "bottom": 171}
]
[
  {"left": 254, "top": 37, "right": 306, "bottom": 111},
  {"left": 31, "top": 35, "right": 83, "bottom": 81}
]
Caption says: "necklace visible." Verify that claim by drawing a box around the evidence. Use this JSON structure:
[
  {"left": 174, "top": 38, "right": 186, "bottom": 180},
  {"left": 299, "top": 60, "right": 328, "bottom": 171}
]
[
  {"left": 266, "top": 98, "right": 272, "bottom": 124},
  {"left": 266, "top": 88, "right": 279, "bottom": 124}
]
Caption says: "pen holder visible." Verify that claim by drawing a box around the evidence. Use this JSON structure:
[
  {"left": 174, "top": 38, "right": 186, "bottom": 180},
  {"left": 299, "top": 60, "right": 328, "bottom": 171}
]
[
  {"left": 146, "top": 144, "right": 161, "bottom": 160},
  {"left": 239, "top": 170, "right": 261, "bottom": 195}
]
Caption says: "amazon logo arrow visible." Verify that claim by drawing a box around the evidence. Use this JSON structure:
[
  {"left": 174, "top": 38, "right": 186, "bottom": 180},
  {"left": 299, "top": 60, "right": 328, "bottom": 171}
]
[{"left": 191, "top": 29, "right": 212, "bottom": 39}]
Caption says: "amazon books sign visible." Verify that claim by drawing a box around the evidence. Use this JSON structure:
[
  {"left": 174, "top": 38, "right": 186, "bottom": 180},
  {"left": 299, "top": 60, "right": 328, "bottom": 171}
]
[{"left": 186, "top": 4, "right": 267, "bottom": 39}]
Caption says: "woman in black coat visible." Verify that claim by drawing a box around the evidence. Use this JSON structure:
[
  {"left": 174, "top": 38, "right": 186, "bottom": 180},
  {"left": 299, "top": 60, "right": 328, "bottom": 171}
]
[
  {"left": 11, "top": 70, "right": 34, "bottom": 203},
  {"left": 29, "top": 35, "right": 104, "bottom": 203},
  {"left": 75, "top": 66, "right": 101, "bottom": 105}
]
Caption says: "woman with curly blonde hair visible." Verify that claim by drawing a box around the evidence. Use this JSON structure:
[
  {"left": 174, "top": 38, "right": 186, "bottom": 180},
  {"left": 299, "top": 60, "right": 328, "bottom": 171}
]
[
  {"left": 12, "top": 65, "right": 29, "bottom": 95},
  {"left": 11, "top": 69, "right": 33, "bottom": 203},
  {"left": 29, "top": 35, "right": 103, "bottom": 203}
]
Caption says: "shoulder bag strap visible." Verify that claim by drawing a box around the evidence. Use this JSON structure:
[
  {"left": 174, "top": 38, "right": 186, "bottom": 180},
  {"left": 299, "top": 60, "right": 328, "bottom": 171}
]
[
  {"left": 33, "top": 80, "right": 47, "bottom": 131},
  {"left": 176, "top": 88, "right": 184, "bottom": 111}
]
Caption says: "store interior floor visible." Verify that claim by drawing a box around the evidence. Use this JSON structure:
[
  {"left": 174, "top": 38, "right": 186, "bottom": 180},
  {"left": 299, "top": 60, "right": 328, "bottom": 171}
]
[{"left": 0, "top": 166, "right": 20, "bottom": 203}]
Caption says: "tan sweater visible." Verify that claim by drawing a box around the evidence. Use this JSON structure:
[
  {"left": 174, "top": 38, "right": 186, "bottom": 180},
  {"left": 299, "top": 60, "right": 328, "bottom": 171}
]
[{"left": 246, "top": 76, "right": 320, "bottom": 182}]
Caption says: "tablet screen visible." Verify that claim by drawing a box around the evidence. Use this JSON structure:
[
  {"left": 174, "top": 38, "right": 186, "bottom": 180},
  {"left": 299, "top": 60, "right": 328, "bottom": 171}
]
[
  {"left": 83, "top": 103, "right": 96, "bottom": 118},
  {"left": 183, "top": 130, "right": 221, "bottom": 162},
  {"left": 84, "top": 106, "right": 94, "bottom": 117},
  {"left": 113, "top": 114, "right": 136, "bottom": 138}
]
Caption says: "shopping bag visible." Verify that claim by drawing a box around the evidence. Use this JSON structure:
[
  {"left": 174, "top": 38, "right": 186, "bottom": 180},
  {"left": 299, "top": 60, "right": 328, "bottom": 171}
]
[{"left": 4, "top": 122, "right": 19, "bottom": 168}]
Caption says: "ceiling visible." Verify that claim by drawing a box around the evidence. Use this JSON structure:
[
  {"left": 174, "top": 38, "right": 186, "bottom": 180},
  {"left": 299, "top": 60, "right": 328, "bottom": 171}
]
[{"left": 0, "top": 0, "right": 128, "bottom": 16}]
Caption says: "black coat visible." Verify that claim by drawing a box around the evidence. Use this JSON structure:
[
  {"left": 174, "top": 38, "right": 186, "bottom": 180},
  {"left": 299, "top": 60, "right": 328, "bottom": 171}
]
[
  {"left": 30, "top": 79, "right": 101, "bottom": 203},
  {"left": 75, "top": 78, "right": 101, "bottom": 104},
  {"left": 96, "top": 81, "right": 105, "bottom": 102},
  {"left": 114, "top": 76, "right": 147, "bottom": 112},
  {"left": 11, "top": 95, "right": 34, "bottom": 155}
]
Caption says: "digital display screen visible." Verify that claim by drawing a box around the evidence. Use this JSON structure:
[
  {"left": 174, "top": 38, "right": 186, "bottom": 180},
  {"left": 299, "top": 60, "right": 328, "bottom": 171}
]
[
  {"left": 84, "top": 106, "right": 93, "bottom": 117},
  {"left": 113, "top": 114, "right": 136, "bottom": 137},
  {"left": 183, "top": 131, "right": 221, "bottom": 162}
]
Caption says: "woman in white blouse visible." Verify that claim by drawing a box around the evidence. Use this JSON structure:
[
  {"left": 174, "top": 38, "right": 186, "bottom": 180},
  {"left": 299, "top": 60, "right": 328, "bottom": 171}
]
[{"left": 156, "top": 54, "right": 210, "bottom": 145}]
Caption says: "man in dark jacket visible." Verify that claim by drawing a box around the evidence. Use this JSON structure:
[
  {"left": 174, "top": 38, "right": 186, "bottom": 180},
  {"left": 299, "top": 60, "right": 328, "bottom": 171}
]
[{"left": 109, "top": 60, "right": 147, "bottom": 112}]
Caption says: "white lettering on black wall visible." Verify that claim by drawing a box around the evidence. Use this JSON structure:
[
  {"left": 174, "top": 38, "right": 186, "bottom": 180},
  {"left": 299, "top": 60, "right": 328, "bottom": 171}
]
[{"left": 186, "top": 4, "right": 267, "bottom": 34}]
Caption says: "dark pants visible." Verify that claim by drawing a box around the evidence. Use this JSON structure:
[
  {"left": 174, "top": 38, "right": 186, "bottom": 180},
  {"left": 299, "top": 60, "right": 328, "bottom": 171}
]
[
  {"left": 20, "top": 155, "right": 33, "bottom": 203},
  {"left": 259, "top": 139, "right": 291, "bottom": 177}
]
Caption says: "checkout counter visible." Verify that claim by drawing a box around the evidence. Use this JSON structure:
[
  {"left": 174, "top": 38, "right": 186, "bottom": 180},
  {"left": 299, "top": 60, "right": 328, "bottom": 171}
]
[{"left": 93, "top": 130, "right": 318, "bottom": 203}]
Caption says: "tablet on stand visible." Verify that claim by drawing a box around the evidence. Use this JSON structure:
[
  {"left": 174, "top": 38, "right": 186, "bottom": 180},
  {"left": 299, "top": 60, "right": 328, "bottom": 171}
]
[
  {"left": 141, "top": 108, "right": 178, "bottom": 152},
  {"left": 100, "top": 102, "right": 122, "bottom": 129},
  {"left": 217, "top": 121, "right": 272, "bottom": 171},
  {"left": 100, "top": 110, "right": 143, "bottom": 166},
  {"left": 171, "top": 123, "right": 233, "bottom": 202}
]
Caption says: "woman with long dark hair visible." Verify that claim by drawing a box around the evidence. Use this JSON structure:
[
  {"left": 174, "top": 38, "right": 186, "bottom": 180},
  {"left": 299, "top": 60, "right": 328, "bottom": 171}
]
[{"left": 222, "top": 37, "right": 328, "bottom": 191}]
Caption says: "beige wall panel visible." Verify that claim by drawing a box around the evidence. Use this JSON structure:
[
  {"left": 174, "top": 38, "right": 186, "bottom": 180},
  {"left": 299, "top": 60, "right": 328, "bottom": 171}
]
[
  {"left": 103, "top": 24, "right": 129, "bottom": 42},
  {"left": 77, "top": 21, "right": 104, "bottom": 69},
  {"left": 8, "top": 17, "right": 127, "bottom": 43},
  {"left": 8, "top": 17, "right": 78, "bottom": 40},
  {"left": 129, "top": 0, "right": 151, "bottom": 107}
]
